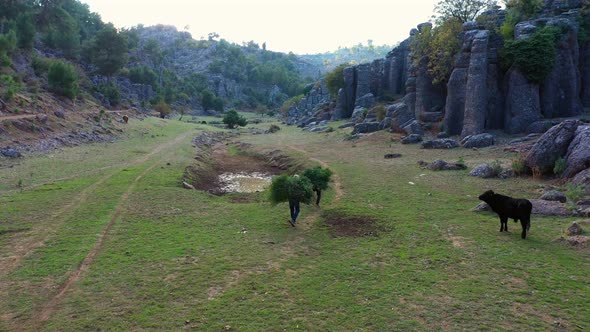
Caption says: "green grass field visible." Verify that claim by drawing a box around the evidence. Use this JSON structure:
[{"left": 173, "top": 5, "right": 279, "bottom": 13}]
[{"left": 1, "top": 116, "right": 589, "bottom": 331}]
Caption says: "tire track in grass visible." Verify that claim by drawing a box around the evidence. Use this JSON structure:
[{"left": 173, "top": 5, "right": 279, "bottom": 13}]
[
  {"left": 0, "top": 131, "right": 193, "bottom": 278},
  {"left": 33, "top": 131, "right": 193, "bottom": 327}
]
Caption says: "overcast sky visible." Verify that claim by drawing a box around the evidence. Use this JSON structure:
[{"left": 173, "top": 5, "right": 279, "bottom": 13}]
[{"left": 82, "top": 0, "right": 439, "bottom": 54}]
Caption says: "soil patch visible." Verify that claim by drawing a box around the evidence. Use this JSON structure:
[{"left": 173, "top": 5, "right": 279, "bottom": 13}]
[
  {"left": 323, "top": 212, "right": 379, "bottom": 238},
  {"left": 185, "top": 135, "right": 292, "bottom": 195}
]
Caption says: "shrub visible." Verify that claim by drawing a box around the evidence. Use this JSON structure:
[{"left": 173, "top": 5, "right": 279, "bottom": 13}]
[
  {"left": 48, "top": 60, "right": 78, "bottom": 99},
  {"left": 222, "top": 109, "right": 247, "bottom": 128},
  {"left": 0, "top": 74, "right": 21, "bottom": 101},
  {"left": 128, "top": 66, "right": 157, "bottom": 87},
  {"left": 502, "top": 26, "right": 561, "bottom": 83},
  {"left": 279, "top": 94, "right": 304, "bottom": 115},
  {"left": 374, "top": 105, "right": 386, "bottom": 121},
  {"left": 303, "top": 166, "right": 333, "bottom": 192},
  {"left": 553, "top": 157, "right": 566, "bottom": 175},
  {"left": 97, "top": 82, "right": 121, "bottom": 106},
  {"left": 154, "top": 101, "right": 171, "bottom": 117},
  {"left": 491, "top": 160, "right": 504, "bottom": 176},
  {"left": 16, "top": 13, "right": 35, "bottom": 50},
  {"left": 566, "top": 183, "right": 586, "bottom": 204},
  {"left": 32, "top": 56, "right": 52, "bottom": 75},
  {"left": 268, "top": 124, "right": 281, "bottom": 133},
  {"left": 511, "top": 154, "right": 528, "bottom": 175},
  {"left": 325, "top": 63, "right": 349, "bottom": 98}
]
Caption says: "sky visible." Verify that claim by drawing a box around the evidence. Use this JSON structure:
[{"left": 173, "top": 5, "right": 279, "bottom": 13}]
[{"left": 82, "top": 0, "right": 439, "bottom": 54}]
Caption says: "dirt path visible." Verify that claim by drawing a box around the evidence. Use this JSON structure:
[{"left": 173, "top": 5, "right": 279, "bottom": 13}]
[
  {"left": 0, "top": 131, "right": 194, "bottom": 280},
  {"left": 0, "top": 114, "right": 37, "bottom": 121}
]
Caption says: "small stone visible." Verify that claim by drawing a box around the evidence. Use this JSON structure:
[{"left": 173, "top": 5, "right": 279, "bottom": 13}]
[
  {"left": 566, "top": 222, "right": 583, "bottom": 236},
  {"left": 182, "top": 181, "right": 195, "bottom": 190}
]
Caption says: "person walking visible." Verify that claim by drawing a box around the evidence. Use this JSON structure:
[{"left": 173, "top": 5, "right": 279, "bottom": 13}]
[{"left": 269, "top": 174, "right": 313, "bottom": 227}]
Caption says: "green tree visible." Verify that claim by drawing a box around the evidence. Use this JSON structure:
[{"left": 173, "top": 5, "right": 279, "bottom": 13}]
[
  {"left": 434, "top": 0, "right": 498, "bottom": 23},
  {"left": 302, "top": 166, "right": 333, "bottom": 206},
  {"left": 87, "top": 25, "right": 128, "bottom": 77},
  {"left": 325, "top": 63, "right": 349, "bottom": 98},
  {"left": 154, "top": 100, "right": 171, "bottom": 118},
  {"left": 222, "top": 109, "right": 247, "bottom": 128},
  {"left": 48, "top": 60, "right": 78, "bottom": 99},
  {"left": 16, "top": 13, "right": 35, "bottom": 50}
]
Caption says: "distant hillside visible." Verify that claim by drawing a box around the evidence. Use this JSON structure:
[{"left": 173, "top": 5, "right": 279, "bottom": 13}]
[
  {"left": 0, "top": 0, "right": 318, "bottom": 116},
  {"left": 298, "top": 41, "right": 396, "bottom": 73}
]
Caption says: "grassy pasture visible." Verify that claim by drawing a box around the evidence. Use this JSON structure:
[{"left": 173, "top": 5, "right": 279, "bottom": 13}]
[{"left": 0, "top": 117, "right": 588, "bottom": 331}]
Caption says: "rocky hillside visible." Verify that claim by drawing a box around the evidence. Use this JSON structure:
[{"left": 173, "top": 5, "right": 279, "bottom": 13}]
[{"left": 287, "top": 0, "right": 590, "bottom": 140}]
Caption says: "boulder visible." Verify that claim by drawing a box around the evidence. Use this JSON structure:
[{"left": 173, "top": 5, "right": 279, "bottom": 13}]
[
  {"left": 469, "top": 164, "right": 497, "bottom": 178},
  {"left": 540, "top": 190, "right": 567, "bottom": 203},
  {"left": 428, "top": 160, "right": 467, "bottom": 171},
  {"left": 420, "top": 112, "right": 444, "bottom": 123},
  {"left": 437, "top": 132, "right": 449, "bottom": 138},
  {"left": 355, "top": 93, "right": 375, "bottom": 109},
  {"left": 351, "top": 122, "right": 380, "bottom": 135},
  {"left": 462, "top": 133, "right": 495, "bottom": 148},
  {"left": 338, "top": 122, "right": 355, "bottom": 129},
  {"left": 355, "top": 64, "right": 372, "bottom": 100},
  {"left": 386, "top": 102, "right": 414, "bottom": 130},
  {"left": 571, "top": 168, "right": 590, "bottom": 194},
  {"left": 36, "top": 114, "right": 48, "bottom": 124},
  {"left": 526, "top": 120, "right": 559, "bottom": 134},
  {"left": 444, "top": 67, "right": 468, "bottom": 136},
  {"left": 0, "top": 147, "right": 21, "bottom": 158},
  {"left": 331, "top": 88, "right": 347, "bottom": 120},
  {"left": 54, "top": 109, "right": 66, "bottom": 119},
  {"left": 351, "top": 107, "right": 367, "bottom": 123},
  {"left": 529, "top": 199, "right": 572, "bottom": 216},
  {"left": 563, "top": 126, "right": 590, "bottom": 178},
  {"left": 566, "top": 222, "right": 584, "bottom": 236},
  {"left": 384, "top": 153, "right": 402, "bottom": 159},
  {"left": 525, "top": 120, "right": 582, "bottom": 174},
  {"left": 309, "top": 126, "right": 329, "bottom": 133},
  {"left": 379, "top": 117, "right": 393, "bottom": 130},
  {"left": 401, "top": 134, "right": 423, "bottom": 144},
  {"left": 472, "top": 202, "right": 491, "bottom": 212},
  {"left": 402, "top": 120, "right": 423, "bottom": 136},
  {"left": 421, "top": 139, "right": 459, "bottom": 149}
]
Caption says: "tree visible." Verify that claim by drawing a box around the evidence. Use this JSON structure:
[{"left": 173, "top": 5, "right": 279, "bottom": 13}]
[
  {"left": 16, "top": 13, "right": 35, "bottom": 50},
  {"left": 87, "top": 25, "right": 128, "bottom": 77},
  {"left": 222, "top": 109, "right": 247, "bottom": 128},
  {"left": 302, "top": 166, "right": 333, "bottom": 206},
  {"left": 325, "top": 63, "right": 349, "bottom": 98},
  {"left": 154, "top": 100, "right": 171, "bottom": 118},
  {"left": 434, "top": 0, "right": 497, "bottom": 23},
  {"left": 48, "top": 60, "right": 78, "bottom": 99}
]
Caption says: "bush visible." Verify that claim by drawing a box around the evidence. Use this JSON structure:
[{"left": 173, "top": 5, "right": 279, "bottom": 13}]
[
  {"left": 491, "top": 160, "right": 504, "bottom": 176},
  {"left": 48, "top": 60, "right": 78, "bottom": 99},
  {"left": 553, "top": 157, "right": 566, "bottom": 175},
  {"left": 154, "top": 101, "right": 171, "bottom": 117},
  {"left": 502, "top": 26, "right": 561, "bottom": 83},
  {"left": 511, "top": 154, "right": 528, "bottom": 175},
  {"left": 222, "top": 109, "right": 247, "bottom": 128},
  {"left": 97, "top": 82, "right": 121, "bottom": 106},
  {"left": 279, "top": 95, "right": 304, "bottom": 115},
  {"left": 128, "top": 66, "right": 157, "bottom": 87},
  {"left": 566, "top": 183, "right": 586, "bottom": 204},
  {"left": 32, "top": 56, "right": 52, "bottom": 75},
  {"left": 268, "top": 124, "right": 281, "bottom": 133},
  {"left": 302, "top": 166, "right": 333, "bottom": 191},
  {"left": 374, "top": 105, "right": 386, "bottom": 121},
  {"left": 0, "top": 74, "right": 21, "bottom": 101},
  {"left": 325, "top": 63, "right": 349, "bottom": 98},
  {"left": 16, "top": 13, "right": 35, "bottom": 50}
]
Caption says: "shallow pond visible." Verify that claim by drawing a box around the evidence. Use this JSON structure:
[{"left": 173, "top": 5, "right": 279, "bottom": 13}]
[{"left": 218, "top": 172, "right": 273, "bottom": 193}]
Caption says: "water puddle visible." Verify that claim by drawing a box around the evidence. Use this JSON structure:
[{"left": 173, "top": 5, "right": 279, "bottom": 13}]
[{"left": 218, "top": 172, "right": 272, "bottom": 193}]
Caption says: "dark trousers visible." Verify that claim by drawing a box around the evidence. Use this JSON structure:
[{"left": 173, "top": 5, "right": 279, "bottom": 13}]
[{"left": 289, "top": 200, "right": 300, "bottom": 223}]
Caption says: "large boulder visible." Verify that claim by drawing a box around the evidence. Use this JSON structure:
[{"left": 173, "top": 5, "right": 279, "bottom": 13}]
[
  {"left": 386, "top": 102, "right": 414, "bottom": 131},
  {"left": 563, "top": 126, "right": 590, "bottom": 178},
  {"left": 526, "top": 120, "right": 559, "bottom": 134},
  {"left": 402, "top": 120, "right": 423, "bottom": 136},
  {"left": 331, "top": 88, "right": 347, "bottom": 120},
  {"left": 529, "top": 199, "right": 572, "bottom": 216},
  {"left": 379, "top": 117, "right": 393, "bottom": 130},
  {"left": 401, "top": 134, "right": 423, "bottom": 144},
  {"left": 421, "top": 139, "right": 459, "bottom": 149},
  {"left": 469, "top": 164, "right": 497, "bottom": 178},
  {"left": 428, "top": 160, "right": 467, "bottom": 171},
  {"left": 355, "top": 93, "right": 375, "bottom": 109},
  {"left": 571, "top": 167, "right": 590, "bottom": 194},
  {"left": 540, "top": 190, "right": 567, "bottom": 203},
  {"left": 352, "top": 122, "right": 380, "bottom": 135},
  {"left": 462, "top": 133, "right": 495, "bottom": 148},
  {"left": 525, "top": 120, "right": 582, "bottom": 174},
  {"left": 351, "top": 107, "right": 367, "bottom": 123},
  {"left": 0, "top": 147, "right": 21, "bottom": 158},
  {"left": 355, "top": 63, "right": 372, "bottom": 99}
]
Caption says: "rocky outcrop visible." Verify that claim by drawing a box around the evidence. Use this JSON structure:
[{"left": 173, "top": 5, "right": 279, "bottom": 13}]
[
  {"left": 563, "top": 125, "right": 590, "bottom": 178},
  {"left": 421, "top": 138, "right": 459, "bottom": 149},
  {"left": 461, "top": 30, "right": 490, "bottom": 138},
  {"left": 352, "top": 122, "right": 380, "bottom": 134},
  {"left": 504, "top": 68, "right": 542, "bottom": 134},
  {"left": 525, "top": 120, "right": 582, "bottom": 174},
  {"left": 572, "top": 167, "right": 590, "bottom": 193}
]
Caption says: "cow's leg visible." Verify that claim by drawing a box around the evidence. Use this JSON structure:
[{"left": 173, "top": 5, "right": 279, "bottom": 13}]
[
  {"left": 520, "top": 219, "right": 527, "bottom": 239},
  {"left": 500, "top": 216, "right": 508, "bottom": 232}
]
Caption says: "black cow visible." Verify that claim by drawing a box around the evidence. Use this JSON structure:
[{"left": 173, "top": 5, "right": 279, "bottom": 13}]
[{"left": 478, "top": 190, "right": 532, "bottom": 239}]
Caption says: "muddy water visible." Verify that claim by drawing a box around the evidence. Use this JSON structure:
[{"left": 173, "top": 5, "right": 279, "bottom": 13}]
[{"left": 218, "top": 172, "right": 272, "bottom": 193}]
